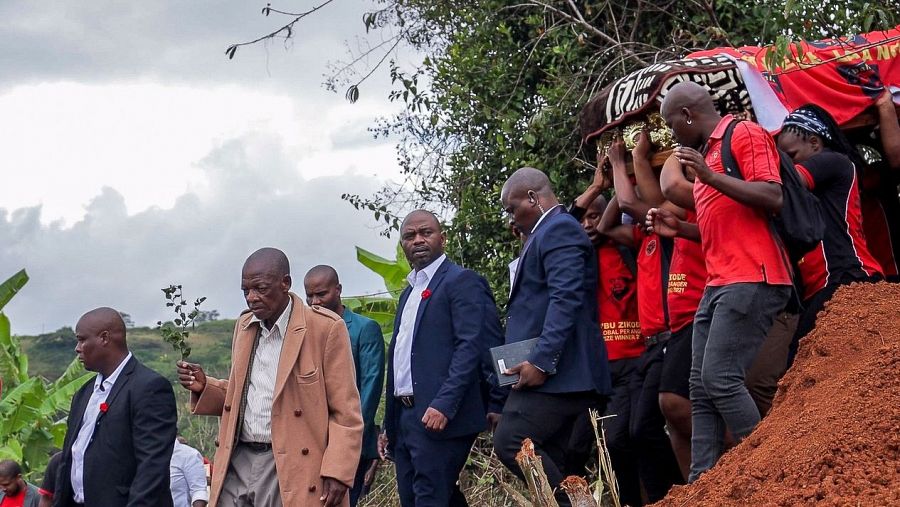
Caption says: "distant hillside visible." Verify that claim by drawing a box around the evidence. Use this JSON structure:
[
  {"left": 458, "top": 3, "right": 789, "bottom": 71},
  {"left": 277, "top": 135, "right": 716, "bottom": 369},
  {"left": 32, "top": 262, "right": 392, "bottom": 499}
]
[{"left": 19, "top": 319, "right": 237, "bottom": 382}]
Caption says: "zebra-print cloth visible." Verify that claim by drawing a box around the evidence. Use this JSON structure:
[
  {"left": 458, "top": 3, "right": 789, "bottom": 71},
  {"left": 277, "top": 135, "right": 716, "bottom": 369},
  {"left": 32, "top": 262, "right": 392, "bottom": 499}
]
[{"left": 581, "top": 55, "right": 753, "bottom": 144}]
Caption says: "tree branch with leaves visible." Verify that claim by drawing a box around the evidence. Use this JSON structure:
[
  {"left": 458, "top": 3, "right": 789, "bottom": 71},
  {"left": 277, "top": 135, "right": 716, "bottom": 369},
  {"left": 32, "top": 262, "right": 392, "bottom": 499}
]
[{"left": 156, "top": 285, "right": 207, "bottom": 360}]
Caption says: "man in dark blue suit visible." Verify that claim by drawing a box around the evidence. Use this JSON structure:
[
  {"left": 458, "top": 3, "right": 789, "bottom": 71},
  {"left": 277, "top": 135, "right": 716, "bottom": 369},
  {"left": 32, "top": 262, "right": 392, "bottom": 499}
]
[
  {"left": 494, "top": 167, "right": 612, "bottom": 507},
  {"left": 382, "top": 210, "right": 503, "bottom": 507},
  {"left": 55, "top": 307, "right": 177, "bottom": 507}
]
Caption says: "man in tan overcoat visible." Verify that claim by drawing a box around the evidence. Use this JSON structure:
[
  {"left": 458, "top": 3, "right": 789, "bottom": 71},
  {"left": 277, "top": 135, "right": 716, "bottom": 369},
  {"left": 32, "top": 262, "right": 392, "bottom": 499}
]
[{"left": 177, "top": 248, "right": 363, "bottom": 506}]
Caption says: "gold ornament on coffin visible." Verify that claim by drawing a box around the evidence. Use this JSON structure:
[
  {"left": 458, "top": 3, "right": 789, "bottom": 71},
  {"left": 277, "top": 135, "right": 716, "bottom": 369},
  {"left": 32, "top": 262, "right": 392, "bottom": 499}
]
[
  {"left": 595, "top": 113, "right": 676, "bottom": 162},
  {"left": 622, "top": 123, "right": 644, "bottom": 150},
  {"left": 646, "top": 113, "right": 675, "bottom": 149}
]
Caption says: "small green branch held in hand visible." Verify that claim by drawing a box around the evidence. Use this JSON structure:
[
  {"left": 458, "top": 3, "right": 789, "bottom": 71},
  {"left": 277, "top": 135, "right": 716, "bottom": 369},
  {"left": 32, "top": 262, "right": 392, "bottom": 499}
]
[{"left": 157, "top": 284, "right": 206, "bottom": 360}]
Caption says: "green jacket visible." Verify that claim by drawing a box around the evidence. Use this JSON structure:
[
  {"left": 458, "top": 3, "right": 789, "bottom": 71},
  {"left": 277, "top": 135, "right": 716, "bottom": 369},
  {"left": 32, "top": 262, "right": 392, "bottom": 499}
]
[
  {"left": 0, "top": 482, "right": 40, "bottom": 507},
  {"left": 343, "top": 307, "right": 386, "bottom": 460}
]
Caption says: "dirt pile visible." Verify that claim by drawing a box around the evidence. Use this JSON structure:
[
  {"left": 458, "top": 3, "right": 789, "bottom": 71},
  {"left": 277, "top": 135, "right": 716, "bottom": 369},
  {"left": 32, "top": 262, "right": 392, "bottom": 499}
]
[{"left": 655, "top": 282, "right": 900, "bottom": 506}]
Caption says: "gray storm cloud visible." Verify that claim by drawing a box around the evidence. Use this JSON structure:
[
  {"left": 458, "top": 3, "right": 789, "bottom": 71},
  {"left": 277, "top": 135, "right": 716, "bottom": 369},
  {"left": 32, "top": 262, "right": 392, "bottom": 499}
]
[
  {"left": 0, "top": 0, "right": 392, "bottom": 93},
  {"left": 2, "top": 132, "right": 394, "bottom": 335}
]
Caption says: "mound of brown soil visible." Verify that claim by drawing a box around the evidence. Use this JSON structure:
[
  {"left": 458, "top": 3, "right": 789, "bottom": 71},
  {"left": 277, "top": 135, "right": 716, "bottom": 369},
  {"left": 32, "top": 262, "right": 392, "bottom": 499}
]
[{"left": 655, "top": 282, "right": 900, "bottom": 506}]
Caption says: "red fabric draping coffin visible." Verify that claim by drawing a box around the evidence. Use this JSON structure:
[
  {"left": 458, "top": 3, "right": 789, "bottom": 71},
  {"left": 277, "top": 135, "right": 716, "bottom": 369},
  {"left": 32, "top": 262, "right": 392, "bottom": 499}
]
[{"left": 689, "top": 26, "right": 900, "bottom": 127}]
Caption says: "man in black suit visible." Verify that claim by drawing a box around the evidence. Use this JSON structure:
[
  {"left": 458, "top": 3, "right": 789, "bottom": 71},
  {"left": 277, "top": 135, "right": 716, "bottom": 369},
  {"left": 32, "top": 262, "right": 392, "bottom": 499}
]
[
  {"left": 494, "top": 168, "right": 612, "bottom": 507},
  {"left": 55, "top": 307, "right": 177, "bottom": 507},
  {"left": 381, "top": 210, "right": 503, "bottom": 507}
]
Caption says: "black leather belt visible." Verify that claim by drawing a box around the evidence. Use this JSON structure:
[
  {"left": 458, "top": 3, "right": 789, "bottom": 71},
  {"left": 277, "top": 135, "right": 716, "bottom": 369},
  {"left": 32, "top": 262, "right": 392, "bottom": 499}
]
[
  {"left": 645, "top": 331, "right": 672, "bottom": 348},
  {"left": 395, "top": 395, "right": 415, "bottom": 408},
  {"left": 241, "top": 441, "right": 273, "bottom": 452}
]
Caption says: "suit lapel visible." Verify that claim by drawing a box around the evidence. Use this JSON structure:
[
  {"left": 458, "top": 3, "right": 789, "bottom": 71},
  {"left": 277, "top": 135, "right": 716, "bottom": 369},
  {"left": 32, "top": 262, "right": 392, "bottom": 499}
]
[
  {"left": 231, "top": 314, "right": 258, "bottom": 400},
  {"left": 509, "top": 206, "right": 564, "bottom": 300},
  {"left": 66, "top": 380, "right": 95, "bottom": 441},
  {"left": 100, "top": 356, "right": 136, "bottom": 410},
  {"left": 274, "top": 294, "right": 307, "bottom": 401},
  {"left": 509, "top": 242, "right": 532, "bottom": 300},
  {"left": 411, "top": 260, "right": 451, "bottom": 342},
  {"left": 343, "top": 310, "right": 359, "bottom": 348},
  {"left": 87, "top": 357, "right": 136, "bottom": 444}
]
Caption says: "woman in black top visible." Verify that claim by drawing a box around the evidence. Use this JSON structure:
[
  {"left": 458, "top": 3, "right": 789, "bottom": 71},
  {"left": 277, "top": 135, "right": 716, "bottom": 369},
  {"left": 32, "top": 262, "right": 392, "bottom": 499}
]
[{"left": 776, "top": 104, "right": 884, "bottom": 362}]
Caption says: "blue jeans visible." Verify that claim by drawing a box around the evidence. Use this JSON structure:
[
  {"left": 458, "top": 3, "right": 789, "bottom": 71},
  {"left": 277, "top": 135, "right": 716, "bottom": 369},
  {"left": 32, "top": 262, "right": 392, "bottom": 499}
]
[{"left": 689, "top": 283, "right": 790, "bottom": 482}]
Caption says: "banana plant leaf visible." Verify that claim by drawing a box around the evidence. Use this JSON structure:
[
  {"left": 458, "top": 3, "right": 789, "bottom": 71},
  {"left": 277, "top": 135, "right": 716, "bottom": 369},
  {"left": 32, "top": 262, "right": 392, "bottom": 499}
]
[
  {"left": 0, "top": 313, "right": 26, "bottom": 386},
  {"left": 0, "top": 377, "right": 45, "bottom": 435},
  {"left": 356, "top": 246, "right": 410, "bottom": 294},
  {"left": 42, "top": 362, "right": 93, "bottom": 416},
  {"left": 0, "top": 270, "right": 28, "bottom": 312}
]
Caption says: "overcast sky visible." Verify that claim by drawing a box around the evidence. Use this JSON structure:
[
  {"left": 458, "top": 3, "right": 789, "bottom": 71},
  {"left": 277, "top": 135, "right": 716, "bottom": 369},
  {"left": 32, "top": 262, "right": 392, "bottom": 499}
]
[{"left": 1, "top": 1, "right": 414, "bottom": 334}]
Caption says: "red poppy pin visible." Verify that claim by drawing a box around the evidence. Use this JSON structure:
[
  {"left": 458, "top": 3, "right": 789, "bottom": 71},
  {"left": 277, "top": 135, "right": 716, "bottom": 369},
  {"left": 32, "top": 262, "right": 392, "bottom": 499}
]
[
  {"left": 421, "top": 289, "right": 432, "bottom": 300},
  {"left": 99, "top": 402, "right": 109, "bottom": 413}
]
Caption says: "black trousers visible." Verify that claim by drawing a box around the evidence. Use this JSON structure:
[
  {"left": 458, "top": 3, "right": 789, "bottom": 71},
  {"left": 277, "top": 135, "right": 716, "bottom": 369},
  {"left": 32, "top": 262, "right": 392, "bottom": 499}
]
[
  {"left": 603, "top": 357, "right": 644, "bottom": 506},
  {"left": 349, "top": 457, "right": 376, "bottom": 507},
  {"left": 493, "top": 390, "right": 605, "bottom": 507},
  {"left": 563, "top": 357, "right": 644, "bottom": 506},
  {"left": 393, "top": 405, "right": 476, "bottom": 507},
  {"left": 630, "top": 342, "right": 685, "bottom": 502}
]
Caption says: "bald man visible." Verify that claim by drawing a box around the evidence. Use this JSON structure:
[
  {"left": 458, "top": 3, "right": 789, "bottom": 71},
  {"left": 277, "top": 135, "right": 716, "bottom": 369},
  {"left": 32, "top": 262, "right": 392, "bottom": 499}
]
[
  {"left": 304, "top": 265, "right": 385, "bottom": 507},
  {"left": 496, "top": 168, "right": 612, "bottom": 507},
  {"left": 55, "top": 307, "right": 177, "bottom": 507},
  {"left": 177, "top": 248, "right": 363, "bottom": 506},
  {"left": 653, "top": 82, "right": 791, "bottom": 481}
]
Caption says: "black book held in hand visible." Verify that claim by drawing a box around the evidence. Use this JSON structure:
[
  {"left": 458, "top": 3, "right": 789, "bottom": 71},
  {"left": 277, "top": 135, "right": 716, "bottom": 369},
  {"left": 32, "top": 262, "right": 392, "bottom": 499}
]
[{"left": 490, "top": 338, "right": 554, "bottom": 387}]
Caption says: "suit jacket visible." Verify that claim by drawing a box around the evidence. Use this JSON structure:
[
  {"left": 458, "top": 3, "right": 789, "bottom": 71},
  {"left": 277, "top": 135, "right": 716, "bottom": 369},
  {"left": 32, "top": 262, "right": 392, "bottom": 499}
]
[
  {"left": 385, "top": 258, "right": 503, "bottom": 448},
  {"left": 507, "top": 208, "right": 612, "bottom": 395},
  {"left": 342, "top": 307, "right": 385, "bottom": 461},
  {"left": 192, "top": 293, "right": 363, "bottom": 507},
  {"left": 55, "top": 356, "right": 177, "bottom": 507}
]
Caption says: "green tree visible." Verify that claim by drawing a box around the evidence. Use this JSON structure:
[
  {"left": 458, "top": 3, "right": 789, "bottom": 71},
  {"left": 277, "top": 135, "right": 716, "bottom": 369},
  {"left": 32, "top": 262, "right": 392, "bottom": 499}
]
[
  {"left": 0, "top": 270, "right": 93, "bottom": 479},
  {"left": 230, "top": 1, "right": 896, "bottom": 307}
]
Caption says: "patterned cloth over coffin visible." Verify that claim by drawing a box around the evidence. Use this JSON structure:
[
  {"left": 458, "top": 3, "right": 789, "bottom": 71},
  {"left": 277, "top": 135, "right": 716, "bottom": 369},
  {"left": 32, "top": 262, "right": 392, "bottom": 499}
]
[
  {"left": 580, "top": 54, "right": 752, "bottom": 145},
  {"left": 581, "top": 26, "right": 900, "bottom": 145}
]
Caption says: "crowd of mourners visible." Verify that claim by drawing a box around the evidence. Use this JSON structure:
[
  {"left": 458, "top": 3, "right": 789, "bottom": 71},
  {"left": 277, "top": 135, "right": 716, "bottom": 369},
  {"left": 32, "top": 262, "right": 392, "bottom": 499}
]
[
  {"left": 563, "top": 84, "right": 897, "bottom": 505},
  {"left": 2, "top": 83, "right": 898, "bottom": 507}
]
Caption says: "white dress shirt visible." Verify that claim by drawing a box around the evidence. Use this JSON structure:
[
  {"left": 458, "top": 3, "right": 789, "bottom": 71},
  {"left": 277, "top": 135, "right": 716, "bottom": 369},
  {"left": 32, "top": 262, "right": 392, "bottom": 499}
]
[
  {"left": 530, "top": 203, "right": 562, "bottom": 234},
  {"left": 508, "top": 257, "right": 520, "bottom": 297},
  {"left": 71, "top": 352, "right": 133, "bottom": 503},
  {"left": 393, "top": 254, "right": 446, "bottom": 396},
  {"left": 242, "top": 298, "right": 292, "bottom": 443},
  {"left": 170, "top": 439, "right": 209, "bottom": 507}
]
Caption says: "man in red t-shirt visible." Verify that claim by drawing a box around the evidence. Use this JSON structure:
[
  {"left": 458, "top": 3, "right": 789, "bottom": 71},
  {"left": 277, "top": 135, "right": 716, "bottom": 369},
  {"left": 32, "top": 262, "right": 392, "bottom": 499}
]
[
  {"left": 599, "top": 136, "right": 684, "bottom": 502},
  {"left": 570, "top": 173, "right": 644, "bottom": 506},
  {"left": 0, "top": 460, "right": 40, "bottom": 507},
  {"left": 653, "top": 82, "right": 792, "bottom": 482},
  {"left": 657, "top": 154, "right": 795, "bottom": 477}
]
